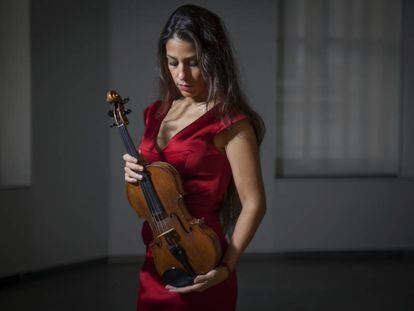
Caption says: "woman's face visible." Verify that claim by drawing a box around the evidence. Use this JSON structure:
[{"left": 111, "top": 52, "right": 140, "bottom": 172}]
[{"left": 165, "top": 37, "right": 207, "bottom": 102}]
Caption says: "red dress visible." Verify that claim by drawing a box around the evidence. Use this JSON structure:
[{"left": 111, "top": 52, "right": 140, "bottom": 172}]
[{"left": 137, "top": 100, "right": 247, "bottom": 311}]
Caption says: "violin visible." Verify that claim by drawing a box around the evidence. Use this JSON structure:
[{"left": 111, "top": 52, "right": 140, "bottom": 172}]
[{"left": 106, "top": 90, "right": 222, "bottom": 287}]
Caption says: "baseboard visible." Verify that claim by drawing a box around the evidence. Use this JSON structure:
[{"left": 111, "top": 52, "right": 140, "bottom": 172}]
[
  {"left": 241, "top": 249, "right": 414, "bottom": 260},
  {"left": 108, "top": 255, "right": 145, "bottom": 264}
]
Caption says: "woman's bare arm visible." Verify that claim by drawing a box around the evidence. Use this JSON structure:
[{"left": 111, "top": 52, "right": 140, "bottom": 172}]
[{"left": 220, "top": 119, "right": 267, "bottom": 272}]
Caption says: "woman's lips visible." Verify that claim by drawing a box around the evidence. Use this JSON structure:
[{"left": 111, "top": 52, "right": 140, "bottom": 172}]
[{"left": 178, "top": 83, "right": 192, "bottom": 92}]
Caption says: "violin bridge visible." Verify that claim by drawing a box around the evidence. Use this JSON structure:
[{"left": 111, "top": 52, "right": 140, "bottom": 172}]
[
  {"left": 157, "top": 228, "right": 180, "bottom": 244},
  {"left": 190, "top": 217, "right": 204, "bottom": 225},
  {"left": 157, "top": 228, "right": 175, "bottom": 239}
]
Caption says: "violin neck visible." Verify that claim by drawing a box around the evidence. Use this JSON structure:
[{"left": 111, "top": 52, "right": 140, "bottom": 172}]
[
  {"left": 118, "top": 124, "right": 167, "bottom": 219},
  {"left": 118, "top": 124, "right": 143, "bottom": 164}
]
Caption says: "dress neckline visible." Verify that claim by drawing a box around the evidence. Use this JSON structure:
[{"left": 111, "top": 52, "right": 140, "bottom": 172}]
[{"left": 153, "top": 102, "right": 219, "bottom": 152}]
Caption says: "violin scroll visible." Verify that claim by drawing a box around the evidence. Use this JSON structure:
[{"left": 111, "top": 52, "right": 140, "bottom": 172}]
[{"left": 106, "top": 89, "right": 131, "bottom": 127}]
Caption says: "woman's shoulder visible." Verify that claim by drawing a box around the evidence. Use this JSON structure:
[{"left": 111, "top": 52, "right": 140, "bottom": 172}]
[
  {"left": 143, "top": 99, "right": 162, "bottom": 126},
  {"left": 214, "top": 107, "right": 249, "bottom": 135},
  {"left": 144, "top": 99, "right": 162, "bottom": 114}
]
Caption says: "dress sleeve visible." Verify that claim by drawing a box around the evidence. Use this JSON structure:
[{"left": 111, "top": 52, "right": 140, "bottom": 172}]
[
  {"left": 139, "top": 101, "right": 159, "bottom": 157},
  {"left": 142, "top": 100, "right": 160, "bottom": 127},
  {"left": 143, "top": 105, "right": 150, "bottom": 127},
  {"left": 215, "top": 113, "right": 249, "bottom": 135}
]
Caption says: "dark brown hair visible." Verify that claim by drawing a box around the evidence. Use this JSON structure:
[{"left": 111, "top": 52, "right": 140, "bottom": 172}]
[{"left": 157, "top": 4, "right": 265, "bottom": 235}]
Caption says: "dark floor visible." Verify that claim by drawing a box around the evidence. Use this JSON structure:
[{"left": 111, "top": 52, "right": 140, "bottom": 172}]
[{"left": 1, "top": 255, "right": 414, "bottom": 311}]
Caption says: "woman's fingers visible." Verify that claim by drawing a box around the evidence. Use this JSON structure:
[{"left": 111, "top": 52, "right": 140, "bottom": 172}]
[
  {"left": 193, "top": 274, "right": 209, "bottom": 284},
  {"left": 165, "top": 282, "right": 207, "bottom": 294},
  {"left": 124, "top": 166, "right": 143, "bottom": 180},
  {"left": 122, "top": 153, "right": 142, "bottom": 165},
  {"left": 164, "top": 267, "right": 229, "bottom": 294},
  {"left": 123, "top": 153, "right": 136, "bottom": 162},
  {"left": 125, "top": 173, "right": 138, "bottom": 183},
  {"left": 123, "top": 154, "right": 143, "bottom": 170},
  {"left": 123, "top": 153, "right": 144, "bottom": 182},
  {"left": 125, "top": 161, "right": 144, "bottom": 171}
]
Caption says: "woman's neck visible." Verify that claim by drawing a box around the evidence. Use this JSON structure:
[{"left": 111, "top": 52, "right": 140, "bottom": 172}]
[{"left": 176, "top": 97, "right": 212, "bottom": 109}]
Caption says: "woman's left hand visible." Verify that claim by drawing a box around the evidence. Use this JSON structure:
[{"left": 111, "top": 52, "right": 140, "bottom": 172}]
[{"left": 165, "top": 265, "right": 230, "bottom": 294}]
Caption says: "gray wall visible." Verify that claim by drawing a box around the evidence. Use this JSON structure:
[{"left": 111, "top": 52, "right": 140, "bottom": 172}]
[
  {"left": 109, "top": 0, "right": 414, "bottom": 256},
  {"left": 0, "top": 0, "right": 31, "bottom": 277},
  {"left": 1, "top": 0, "right": 413, "bottom": 277},
  {"left": 0, "top": 0, "right": 31, "bottom": 188},
  {"left": 0, "top": 0, "right": 109, "bottom": 277},
  {"left": 271, "top": 0, "right": 414, "bottom": 252},
  {"left": 402, "top": 0, "right": 414, "bottom": 177}
]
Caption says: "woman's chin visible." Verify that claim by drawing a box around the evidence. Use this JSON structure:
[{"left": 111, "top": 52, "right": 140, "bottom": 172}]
[
  {"left": 178, "top": 89, "right": 208, "bottom": 102},
  {"left": 180, "top": 92, "right": 205, "bottom": 101},
  {"left": 180, "top": 90, "right": 193, "bottom": 97}
]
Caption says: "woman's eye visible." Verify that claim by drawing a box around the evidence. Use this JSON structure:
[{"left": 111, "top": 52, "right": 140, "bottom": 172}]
[{"left": 167, "top": 60, "right": 198, "bottom": 67}]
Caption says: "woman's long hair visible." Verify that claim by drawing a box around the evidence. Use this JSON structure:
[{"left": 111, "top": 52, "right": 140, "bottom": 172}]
[{"left": 157, "top": 4, "right": 265, "bottom": 236}]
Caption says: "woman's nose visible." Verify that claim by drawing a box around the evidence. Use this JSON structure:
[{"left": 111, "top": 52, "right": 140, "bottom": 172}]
[{"left": 177, "top": 64, "right": 187, "bottom": 80}]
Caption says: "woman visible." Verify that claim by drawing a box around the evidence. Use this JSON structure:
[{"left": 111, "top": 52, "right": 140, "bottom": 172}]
[{"left": 123, "top": 4, "right": 266, "bottom": 310}]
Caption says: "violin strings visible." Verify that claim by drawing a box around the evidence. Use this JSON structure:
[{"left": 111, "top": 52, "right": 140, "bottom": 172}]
[
  {"left": 119, "top": 126, "right": 163, "bottom": 234},
  {"left": 114, "top": 110, "right": 185, "bottom": 273},
  {"left": 119, "top": 125, "right": 180, "bottom": 250},
  {"left": 142, "top": 178, "right": 165, "bottom": 234},
  {"left": 117, "top": 118, "right": 191, "bottom": 273},
  {"left": 136, "top": 162, "right": 178, "bottom": 244}
]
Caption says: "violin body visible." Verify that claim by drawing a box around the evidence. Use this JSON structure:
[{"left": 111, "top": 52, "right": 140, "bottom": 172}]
[
  {"left": 126, "top": 161, "right": 222, "bottom": 279},
  {"left": 106, "top": 89, "right": 222, "bottom": 287}
]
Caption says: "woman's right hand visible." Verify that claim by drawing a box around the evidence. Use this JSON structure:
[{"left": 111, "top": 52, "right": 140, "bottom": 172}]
[{"left": 123, "top": 153, "right": 144, "bottom": 183}]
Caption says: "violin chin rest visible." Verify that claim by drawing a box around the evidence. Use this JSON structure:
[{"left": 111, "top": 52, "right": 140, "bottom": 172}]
[{"left": 161, "top": 267, "right": 194, "bottom": 288}]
